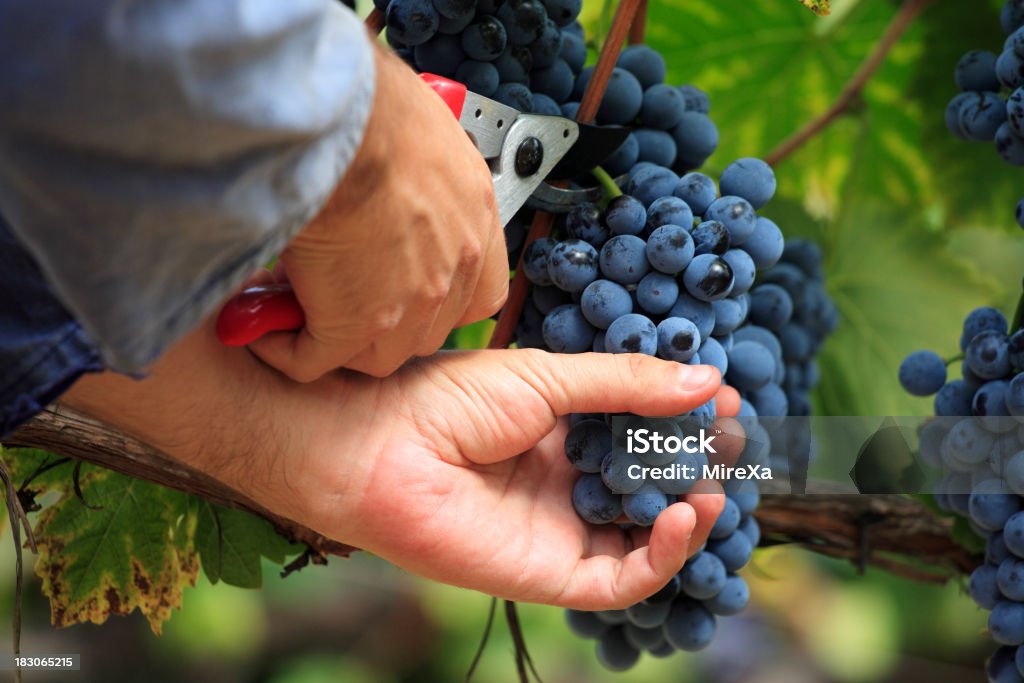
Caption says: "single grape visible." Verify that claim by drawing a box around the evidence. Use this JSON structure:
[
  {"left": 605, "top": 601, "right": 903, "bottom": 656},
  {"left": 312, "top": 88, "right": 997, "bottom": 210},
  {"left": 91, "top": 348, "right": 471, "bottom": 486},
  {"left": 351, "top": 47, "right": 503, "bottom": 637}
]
[
  {"left": 543, "top": 0, "right": 582, "bottom": 27},
  {"left": 956, "top": 50, "right": 1002, "bottom": 92},
  {"left": 497, "top": 0, "right": 546, "bottom": 46},
  {"left": 606, "top": 313, "right": 658, "bottom": 355},
  {"left": 966, "top": 330, "right": 1012, "bottom": 379},
  {"left": 494, "top": 45, "right": 532, "bottom": 84},
  {"left": 668, "top": 294, "right": 715, "bottom": 341},
  {"left": 633, "top": 129, "right": 677, "bottom": 167},
  {"left": 706, "top": 530, "right": 753, "bottom": 572},
  {"left": 542, "top": 304, "right": 596, "bottom": 352},
  {"left": 624, "top": 600, "right": 671, "bottom": 629},
  {"left": 581, "top": 279, "right": 633, "bottom": 329},
  {"left": 971, "top": 563, "right": 1003, "bottom": 609},
  {"left": 645, "top": 224, "right": 694, "bottom": 274},
  {"left": 647, "top": 196, "right": 694, "bottom": 233},
  {"left": 572, "top": 473, "right": 622, "bottom": 524},
  {"left": 565, "top": 419, "right": 613, "bottom": 473},
  {"left": 997, "top": 121, "right": 1024, "bottom": 165},
  {"left": 682, "top": 254, "right": 735, "bottom": 302},
  {"left": 709, "top": 498, "right": 741, "bottom": 539},
  {"left": 627, "top": 165, "right": 679, "bottom": 208},
  {"left": 386, "top": 0, "right": 440, "bottom": 45},
  {"left": 711, "top": 297, "right": 745, "bottom": 336},
  {"left": 1000, "top": 558, "right": 1024, "bottom": 601},
  {"left": 690, "top": 220, "right": 731, "bottom": 256},
  {"left": 413, "top": 34, "right": 465, "bottom": 76},
  {"left": 748, "top": 284, "right": 794, "bottom": 330},
  {"left": 604, "top": 195, "right": 647, "bottom": 236},
  {"left": 681, "top": 551, "right": 728, "bottom": 600},
  {"left": 718, "top": 158, "right": 776, "bottom": 209},
  {"left": 494, "top": 82, "right": 534, "bottom": 111},
  {"left": 656, "top": 317, "right": 701, "bottom": 362},
  {"left": 622, "top": 486, "right": 668, "bottom": 525},
  {"left": 597, "top": 68, "right": 644, "bottom": 125},
  {"left": 530, "top": 92, "right": 562, "bottom": 115},
  {"left": 600, "top": 235, "right": 650, "bottom": 284},
  {"left": 722, "top": 249, "right": 756, "bottom": 296},
  {"left": 455, "top": 60, "right": 499, "bottom": 97},
  {"left": 678, "top": 85, "right": 711, "bottom": 113},
  {"left": 640, "top": 84, "right": 686, "bottom": 130},
  {"left": 616, "top": 45, "right": 667, "bottom": 89},
  {"left": 673, "top": 172, "right": 718, "bottom": 217},
  {"left": 726, "top": 341, "right": 776, "bottom": 392},
  {"left": 596, "top": 627, "right": 641, "bottom": 671},
  {"left": 698, "top": 336, "right": 728, "bottom": 375},
  {"left": 636, "top": 272, "right": 679, "bottom": 315},
  {"left": 559, "top": 30, "right": 586, "bottom": 73},
  {"left": 704, "top": 196, "right": 756, "bottom": 245},
  {"left": 522, "top": 238, "right": 554, "bottom": 285},
  {"left": 670, "top": 112, "right": 719, "bottom": 171},
  {"left": 548, "top": 239, "right": 599, "bottom": 292},
  {"left": 898, "top": 350, "right": 948, "bottom": 396},
  {"left": 663, "top": 600, "right": 716, "bottom": 651},
  {"left": 991, "top": 601, "right": 1024, "bottom": 646},
  {"left": 705, "top": 574, "right": 750, "bottom": 616},
  {"left": 461, "top": 16, "right": 507, "bottom": 61},
  {"left": 970, "top": 479, "right": 1021, "bottom": 531},
  {"left": 566, "top": 610, "right": 610, "bottom": 638},
  {"left": 531, "top": 58, "right": 575, "bottom": 103}
]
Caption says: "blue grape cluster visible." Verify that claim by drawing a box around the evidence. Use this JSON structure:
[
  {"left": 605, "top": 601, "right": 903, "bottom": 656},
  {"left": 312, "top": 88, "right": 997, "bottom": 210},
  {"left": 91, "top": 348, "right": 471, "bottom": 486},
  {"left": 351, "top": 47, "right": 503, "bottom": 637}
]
[
  {"left": 898, "top": 308, "right": 1024, "bottom": 682},
  {"left": 513, "top": 149, "right": 836, "bottom": 666},
  {"left": 380, "top": 0, "right": 586, "bottom": 113},
  {"left": 946, "top": 0, "right": 1024, "bottom": 229}
]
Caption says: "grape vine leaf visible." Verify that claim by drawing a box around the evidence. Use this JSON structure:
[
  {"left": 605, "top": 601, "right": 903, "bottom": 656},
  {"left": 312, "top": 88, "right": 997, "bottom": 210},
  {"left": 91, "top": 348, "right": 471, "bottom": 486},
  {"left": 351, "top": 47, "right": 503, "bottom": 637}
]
[
  {"left": 642, "top": 0, "right": 932, "bottom": 217},
  {"left": 195, "top": 501, "right": 301, "bottom": 589},
  {"left": 26, "top": 460, "right": 199, "bottom": 634},
  {"left": 798, "top": 0, "right": 830, "bottom": 16}
]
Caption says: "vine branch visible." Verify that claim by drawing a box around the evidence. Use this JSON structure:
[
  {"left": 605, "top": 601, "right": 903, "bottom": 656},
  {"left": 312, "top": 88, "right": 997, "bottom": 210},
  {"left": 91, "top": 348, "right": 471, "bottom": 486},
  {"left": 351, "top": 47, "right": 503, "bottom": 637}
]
[
  {"left": 3, "top": 405, "right": 355, "bottom": 559},
  {"left": 2, "top": 408, "right": 981, "bottom": 586},
  {"left": 764, "top": 0, "right": 933, "bottom": 167}
]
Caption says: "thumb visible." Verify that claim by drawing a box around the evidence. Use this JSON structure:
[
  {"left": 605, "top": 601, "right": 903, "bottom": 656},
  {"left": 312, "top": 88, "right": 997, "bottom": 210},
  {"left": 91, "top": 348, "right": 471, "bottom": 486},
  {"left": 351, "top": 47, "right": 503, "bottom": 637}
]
[
  {"left": 508, "top": 349, "right": 721, "bottom": 417},
  {"left": 422, "top": 349, "right": 721, "bottom": 465}
]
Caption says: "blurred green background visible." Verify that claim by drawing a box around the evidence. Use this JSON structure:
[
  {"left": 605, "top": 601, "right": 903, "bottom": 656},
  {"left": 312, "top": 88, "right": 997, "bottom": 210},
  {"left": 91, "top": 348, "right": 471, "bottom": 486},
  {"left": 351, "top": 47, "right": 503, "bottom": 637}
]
[{"left": 6, "top": 0, "right": 1024, "bottom": 680}]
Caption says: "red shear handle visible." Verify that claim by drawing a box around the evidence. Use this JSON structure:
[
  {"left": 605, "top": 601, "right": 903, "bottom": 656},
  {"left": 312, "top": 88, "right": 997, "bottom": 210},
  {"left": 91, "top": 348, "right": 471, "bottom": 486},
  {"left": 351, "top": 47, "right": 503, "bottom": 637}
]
[
  {"left": 419, "top": 73, "right": 467, "bottom": 119},
  {"left": 215, "top": 73, "right": 461, "bottom": 347},
  {"left": 215, "top": 285, "right": 305, "bottom": 346}
]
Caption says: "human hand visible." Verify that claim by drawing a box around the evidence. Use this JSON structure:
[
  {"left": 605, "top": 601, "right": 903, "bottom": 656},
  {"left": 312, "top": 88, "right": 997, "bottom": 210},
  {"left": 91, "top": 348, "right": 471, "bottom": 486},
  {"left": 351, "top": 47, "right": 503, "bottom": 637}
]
[
  {"left": 245, "top": 43, "right": 507, "bottom": 382},
  {"left": 64, "top": 323, "right": 739, "bottom": 610}
]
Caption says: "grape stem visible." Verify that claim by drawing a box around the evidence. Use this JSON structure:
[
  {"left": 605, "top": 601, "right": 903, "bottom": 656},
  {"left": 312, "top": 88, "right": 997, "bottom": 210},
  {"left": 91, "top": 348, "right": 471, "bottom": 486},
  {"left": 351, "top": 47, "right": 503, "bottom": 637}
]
[
  {"left": 944, "top": 352, "right": 964, "bottom": 367},
  {"left": 591, "top": 166, "right": 624, "bottom": 202},
  {"left": 763, "top": 0, "right": 933, "bottom": 167},
  {"left": 1012, "top": 285, "right": 1024, "bottom": 333}
]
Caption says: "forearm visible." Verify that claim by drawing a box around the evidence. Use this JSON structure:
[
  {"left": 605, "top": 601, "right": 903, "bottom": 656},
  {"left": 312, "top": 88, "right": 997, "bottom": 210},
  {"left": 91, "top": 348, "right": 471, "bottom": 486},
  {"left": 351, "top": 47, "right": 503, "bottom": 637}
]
[{"left": 0, "top": 0, "right": 375, "bottom": 374}]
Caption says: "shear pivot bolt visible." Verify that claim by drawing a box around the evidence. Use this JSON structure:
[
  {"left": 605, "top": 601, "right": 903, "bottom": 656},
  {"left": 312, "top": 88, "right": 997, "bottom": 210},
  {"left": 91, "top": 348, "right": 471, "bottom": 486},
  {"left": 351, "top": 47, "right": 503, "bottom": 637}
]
[{"left": 515, "top": 137, "right": 544, "bottom": 177}]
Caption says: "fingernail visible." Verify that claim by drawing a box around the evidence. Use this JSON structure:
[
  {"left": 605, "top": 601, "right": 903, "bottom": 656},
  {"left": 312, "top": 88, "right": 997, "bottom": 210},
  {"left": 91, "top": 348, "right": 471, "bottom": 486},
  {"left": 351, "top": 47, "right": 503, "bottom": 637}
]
[{"left": 681, "top": 365, "right": 716, "bottom": 390}]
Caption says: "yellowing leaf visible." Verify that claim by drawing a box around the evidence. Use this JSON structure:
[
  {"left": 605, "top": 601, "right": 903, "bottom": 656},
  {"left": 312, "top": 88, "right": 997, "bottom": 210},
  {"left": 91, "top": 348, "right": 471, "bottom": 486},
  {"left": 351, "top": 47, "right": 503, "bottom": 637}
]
[
  {"left": 798, "top": 0, "right": 831, "bottom": 15},
  {"left": 31, "top": 464, "right": 198, "bottom": 634}
]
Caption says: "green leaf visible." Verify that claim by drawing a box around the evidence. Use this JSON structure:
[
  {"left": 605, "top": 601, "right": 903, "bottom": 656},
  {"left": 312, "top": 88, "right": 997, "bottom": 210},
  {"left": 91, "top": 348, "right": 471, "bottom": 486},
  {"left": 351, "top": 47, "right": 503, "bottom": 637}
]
[
  {"left": 643, "top": 0, "right": 932, "bottom": 216},
  {"left": 195, "top": 502, "right": 300, "bottom": 589},
  {"left": 31, "top": 465, "right": 198, "bottom": 634}
]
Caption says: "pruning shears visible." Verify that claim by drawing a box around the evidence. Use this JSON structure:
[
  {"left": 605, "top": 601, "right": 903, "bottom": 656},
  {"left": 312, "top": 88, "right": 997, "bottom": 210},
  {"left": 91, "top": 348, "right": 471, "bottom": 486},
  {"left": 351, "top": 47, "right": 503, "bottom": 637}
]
[{"left": 215, "top": 73, "right": 627, "bottom": 347}]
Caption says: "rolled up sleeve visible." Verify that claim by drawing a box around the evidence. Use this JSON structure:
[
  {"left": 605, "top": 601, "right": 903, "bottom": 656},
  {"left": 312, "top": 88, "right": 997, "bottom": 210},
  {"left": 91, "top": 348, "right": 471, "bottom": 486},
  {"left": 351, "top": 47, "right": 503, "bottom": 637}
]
[{"left": 0, "top": 0, "right": 376, "bottom": 373}]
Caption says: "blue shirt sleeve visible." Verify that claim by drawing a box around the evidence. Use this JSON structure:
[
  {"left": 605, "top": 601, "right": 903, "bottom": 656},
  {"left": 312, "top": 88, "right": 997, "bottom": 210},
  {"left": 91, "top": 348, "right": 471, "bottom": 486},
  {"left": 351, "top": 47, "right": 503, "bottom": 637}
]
[
  {"left": 0, "top": 0, "right": 376, "bottom": 374},
  {"left": 0, "top": 214, "right": 103, "bottom": 436}
]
